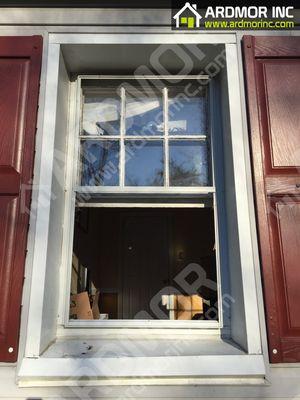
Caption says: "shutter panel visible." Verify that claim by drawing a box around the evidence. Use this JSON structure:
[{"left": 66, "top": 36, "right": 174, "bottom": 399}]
[
  {"left": 0, "top": 36, "right": 42, "bottom": 362},
  {"left": 243, "top": 36, "right": 300, "bottom": 363}
]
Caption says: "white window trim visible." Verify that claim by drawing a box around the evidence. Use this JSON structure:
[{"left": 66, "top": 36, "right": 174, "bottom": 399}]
[{"left": 23, "top": 34, "right": 263, "bottom": 379}]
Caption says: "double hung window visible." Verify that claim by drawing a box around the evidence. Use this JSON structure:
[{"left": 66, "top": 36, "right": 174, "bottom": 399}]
[{"left": 68, "top": 77, "right": 219, "bottom": 324}]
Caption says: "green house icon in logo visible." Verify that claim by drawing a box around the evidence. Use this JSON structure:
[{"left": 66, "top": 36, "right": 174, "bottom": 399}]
[{"left": 173, "top": 2, "right": 202, "bottom": 29}]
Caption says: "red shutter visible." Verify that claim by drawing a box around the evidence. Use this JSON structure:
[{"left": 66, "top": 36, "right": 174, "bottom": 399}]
[
  {"left": 243, "top": 36, "right": 300, "bottom": 363},
  {"left": 0, "top": 36, "right": 42, "bottom": 362}
]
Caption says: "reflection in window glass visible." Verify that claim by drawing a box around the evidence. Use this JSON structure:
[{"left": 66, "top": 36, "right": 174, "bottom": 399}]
[
  {"left": 82, "top": 93, "right": 121, "bottom": 136},
  {"left": 125, "top": 141, "right": 164, "bottom": 186},
  {"left": 168, "top": 88, "right": 207, "bottom": 135},
  {"left": 126, "top": 94, "right": 163, "bottom": 136},
  {"left": 169, "top": 141, "right": 209, "bottom": 186},
  {"left": 81, "top": 140, "right": 119, "bottom": 186}
]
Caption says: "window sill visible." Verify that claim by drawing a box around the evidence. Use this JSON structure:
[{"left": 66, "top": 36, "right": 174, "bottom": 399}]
[{"left": 18, "top": 336, "right": 266, "bottom": 387}]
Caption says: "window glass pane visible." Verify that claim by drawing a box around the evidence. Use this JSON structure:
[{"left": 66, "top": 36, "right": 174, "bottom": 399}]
[
  {"left": 82, "top": 91, "right": 121, "bottom": 136},
  {"left": 126, "top": 92, "right": 163, "bottom": 136},
  {"left": 169, "top": 140, "right": 210, "bottom": 186},
  {"left": 81, "top": 140, "right": 119, "bottom": 186},
  {"left": 70, "top": 208, "right": 217, "bottom": 321},
  {"left": 125, "top": 140, "right": 164, "bottom": 186},
  {"left": 168, "top": 87, "right": 207, "bottom": 135}
]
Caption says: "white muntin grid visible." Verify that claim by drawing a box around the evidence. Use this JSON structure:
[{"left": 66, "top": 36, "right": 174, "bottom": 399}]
[{"left": 76, "top": 74, "right": 214, "bottom": 195}]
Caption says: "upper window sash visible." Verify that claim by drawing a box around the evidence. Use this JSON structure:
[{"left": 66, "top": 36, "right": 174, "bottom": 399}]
[{"left": 76, "top": 77, "right": 213, "bottom": 191}]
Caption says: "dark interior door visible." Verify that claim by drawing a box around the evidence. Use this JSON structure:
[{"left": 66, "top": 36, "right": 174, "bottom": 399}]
[
  {"left": 121, "top": 213, "right": 169, "bottom": 319},
  {"left": 0, "top": 36, "right": 42, "bottom": 362},
  {"left": 243, "top": 36, "right": 300, "bottom": 363}
]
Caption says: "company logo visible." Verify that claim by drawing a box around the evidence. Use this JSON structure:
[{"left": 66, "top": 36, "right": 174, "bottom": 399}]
[
  {"left": 172, "top": 2, "right": 295, "bottom": 30},
  {"left": 173, "top": 2, "right": 202, "bottom": 29}
]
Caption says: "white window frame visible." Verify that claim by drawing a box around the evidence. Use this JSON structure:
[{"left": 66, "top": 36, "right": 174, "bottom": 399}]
[
  {"left": 23, "top": 34, "right": 264, "bottom": 380},
  {"left": 63, "top": 74, "right": 222, "bottom": 329}
]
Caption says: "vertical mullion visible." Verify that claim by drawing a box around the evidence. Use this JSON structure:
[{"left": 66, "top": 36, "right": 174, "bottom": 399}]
[
  {"left": 120, "top": 87, "right": 126, "bottom": 188},
  {"left": 164, "top": 87, "right": 169, "bottom": 187}
]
